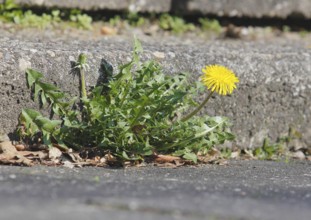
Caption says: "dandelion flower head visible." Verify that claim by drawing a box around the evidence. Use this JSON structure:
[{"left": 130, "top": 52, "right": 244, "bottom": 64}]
[{"left": 201, "top": 65, "right": 239, "bottom": 95}]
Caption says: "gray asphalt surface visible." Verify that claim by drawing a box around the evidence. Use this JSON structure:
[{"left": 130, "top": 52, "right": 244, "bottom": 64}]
[{"left": 0, "top": 160, "right": 310, "bottom": 220}]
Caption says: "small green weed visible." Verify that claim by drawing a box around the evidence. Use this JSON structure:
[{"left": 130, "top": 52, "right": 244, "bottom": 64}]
[
  {"left": 299, "top": 30, "right": 308, "bottom": 38},
  {"left": 253, "top": 138, "right": 285, "bottom": 160},
  {"left": 282, "top": 25, "right": 291, "bottom": 32},
  {"left": 126, "top": 12, "right": 145, "bottom": 27},
  {"left": 1, "top": 1, "right": 223, "bottom": 34},
  {"left": 107, "top": 13, "right": 223, "bottom": 36},
  {"left": 17, "top": 39, "right": 236, "bottom": 163},
  {"left": 14, "top": 10, "right": 60, "bottom": 29},
  {"left": 108, "top": 12, "right": 145, "bottom": 28},
  {"left": 159, "top": 13, "right": 195, "bottom": 34},
  {"left": 109, "top": 15, "right": 122, "bottom": 27},
  {"left": 69, "top": 9, "right": 92, "bottom": 30},
  {"left": 199, "top": 18, "right": 222, "bottom": 33},
  {"left": 253, "top": 127, "right": 302, "bottom": 160},
  {"left": 0, "top": 0, "right": 92, "bottom": 29}
]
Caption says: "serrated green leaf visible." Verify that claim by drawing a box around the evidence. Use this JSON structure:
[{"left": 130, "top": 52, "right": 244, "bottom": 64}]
[
  {"left": 26, "top": 69, "right": 43, "bottom": 88},
  {"left": 41, "top": 92, "right": 47, "bottom": 106},
  {"left": 19, "top": 109, "right": 61, "bottom": 137},
  {"left": 141, "top": 147, "right": 153, "bottom": 156},
  {"left": 183, "top": 152, "right": 197, "bottom": 163},
  {"left": 34, "top": 116, "right": 61, "bottom": 133},
  {"left": 20, "top": 108, "right": 41, "bottom": 134},
  {"left": 42, "top": 132, "right": 52, "bottom": 147},
  {"left": 122, "top": 151, "right": 130, "bottom": 160},
  {"left": 254, "top": 148, "right": 262, "bottom": 156},
  {"left": 133, "top": 36, "right": 143, "bottom": 61},
  {"left": 37, "top": 81, "right": 59, "bottom": 91},
  {"left": 33, "top": 83, "right": 42, "bottom": 101},
  {"left": 21, "top": 108, "right": 42, "bottom": 120},
  {"left": 172, "top": 150, "right": 186, "bottom": 157}
]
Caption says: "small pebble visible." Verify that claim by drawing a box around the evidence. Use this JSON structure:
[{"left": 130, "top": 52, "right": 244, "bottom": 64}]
[
  {"left": 153, "top": 51, "right": 165, "bottom": 59},
  {"left": 9, "top": 174, "right": 16, "bottom": 179}
]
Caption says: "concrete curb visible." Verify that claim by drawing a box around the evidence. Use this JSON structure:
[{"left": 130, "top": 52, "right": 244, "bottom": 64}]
[
  {"left": 2, "top": 0, "right": 311, "bottom": 19},
  {"left": 0, "top": 37, "right": 310, "bottom": 148}
]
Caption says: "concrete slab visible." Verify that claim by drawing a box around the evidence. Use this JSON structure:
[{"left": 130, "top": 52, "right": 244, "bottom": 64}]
[
  {"left": 0, "top": 0, "right": 171, "bottom": 13},
  {"left": 177, "top": 0, "right": 311, "bottom": 18},
  {"left": 2, "top": 0, "right": 311, "bottom": 18},
  {"left": 0, "top": 34, "right": 310, "bottom": 148}
]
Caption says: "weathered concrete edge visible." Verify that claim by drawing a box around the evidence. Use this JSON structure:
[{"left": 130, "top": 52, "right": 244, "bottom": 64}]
[
  {"left": 1, "top": 0, "right": 311, "bottom": 19},
  {"left": 0, "top": 38, "right": 310, "bottom": 148}
]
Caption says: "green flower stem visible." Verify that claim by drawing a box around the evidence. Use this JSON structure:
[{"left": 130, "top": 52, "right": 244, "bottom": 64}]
[
  {"left": 77, "top": 54, "right": 88, "bottom": 100},
  {"left": 76, "top": 54, "right": 89, "bottom": 120},
  {"left": 80, "top": 69, "right": 87, "bottom": 100},
  {"left": 181, "top": 90, "right": 214, "bottom": 122}
]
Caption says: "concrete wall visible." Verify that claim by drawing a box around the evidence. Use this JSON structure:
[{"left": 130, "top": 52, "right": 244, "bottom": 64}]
[{"left": 1, "top": 0, "right": 311, "bottom": 18}]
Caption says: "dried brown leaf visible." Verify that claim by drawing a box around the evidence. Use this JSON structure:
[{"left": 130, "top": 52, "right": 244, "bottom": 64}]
[
  {"left": 134, "top": 161, "right": 147, "bottom": 167},
  {"left": 105, "top": 152, "right": 117, "bottom": 162},
  {"left": 208, "top": 148, "right": 221, "bottom": 156},
  {"left": 101, "top": 26, "right": 117, "bottom": 35},
  {"left": 198, "top": 154, "right": 218, "bottom": 163},
  {"left": 0, "top": 141, "right": 17, "bottom": 159},
  {"left": 172, "top": 159, "right": 185, "bottom": 167},
  {"left": 123, "top": 161, "right": 132, "bottom": 168},
  {"left": 230, "top": 151, "right": 240, "bottom": 159},
  {"left": 15, "top": 144, "right": 26, "bottom": 151},
  {"left": 291, "top": 151, "right": 306, "bottom": 160},
  {"left": 76, "top": 159, "right": 107, "bottom": 167},
  {"left": 62, "top": 159, "right": 76, "bottom": 169},
  {"left": 241, "top": 149, "right": 255, "bottom": 160},
  {"left": 19, "top": 150, "right": 48, "bottom": 159},
  {"left": 41, "top": 160, "right": 60, "bottom": 166},
  {"left": 212, "top": 159, "right": 229, "bottom": 166},
  {"left": 100, "top": 157, "right": 107, "bottom": 163},
  {"left": 155, "top": 162, "right": 178, "bottom": 168},
  {"left": 63, "top": 149, "right": 83, "bottom": 163},
  {"left": 0, "top": 141, "right": 33, "bottom": 166},
  {"left": 155, "top": 154, "right": 181, "bottom": 163},
  {"left": 48, "top": 147, "right": 62, "bottom": 160}
]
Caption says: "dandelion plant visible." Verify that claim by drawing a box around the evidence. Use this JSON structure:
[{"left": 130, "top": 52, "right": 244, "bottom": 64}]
[{"left": 18, "top": 39, "right": 238, "bottom": 163}]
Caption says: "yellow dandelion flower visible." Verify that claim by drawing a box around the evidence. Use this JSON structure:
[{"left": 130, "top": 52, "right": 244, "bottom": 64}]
[
  {"left": 201, "top": 65, "right": 239, "bottom": 95},
  {"left": 181, "top": 64, "right": 239, "bottom": 122}
]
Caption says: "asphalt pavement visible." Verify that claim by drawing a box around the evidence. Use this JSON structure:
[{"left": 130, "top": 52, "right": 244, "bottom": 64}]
[{"left": 0, "top": 160, "right": 310, "bottom": 220}]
